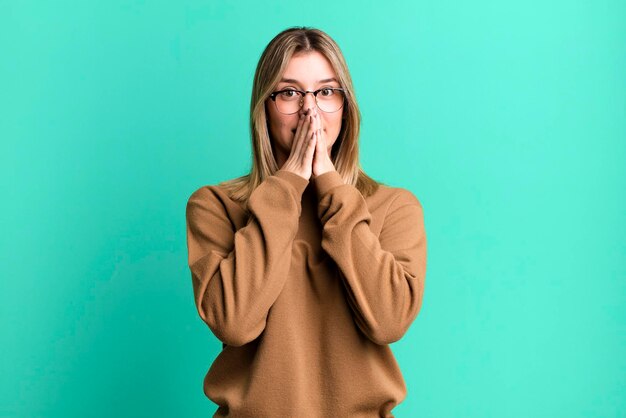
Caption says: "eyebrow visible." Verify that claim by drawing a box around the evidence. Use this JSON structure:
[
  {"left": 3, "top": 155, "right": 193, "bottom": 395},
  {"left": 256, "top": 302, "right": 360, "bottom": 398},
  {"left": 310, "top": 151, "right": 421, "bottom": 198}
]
[{"left": 279, "top": 77, "right": 339, "bottom": 84}]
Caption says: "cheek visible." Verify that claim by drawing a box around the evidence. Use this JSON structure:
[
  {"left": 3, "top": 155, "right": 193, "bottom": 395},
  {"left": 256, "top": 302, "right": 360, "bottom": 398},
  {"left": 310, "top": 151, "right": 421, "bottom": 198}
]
[
  {"left": 324, "top": 115, "right": 342, "bottom": 132},
  {"left": 266, "top": 103, "right": 289, "bottom": 134},
  {"left": 268, "top": 116, "right": 288, "bottom": 135},
  {"left": 274, "top": 115, "right": 292, "bottom": 131}
]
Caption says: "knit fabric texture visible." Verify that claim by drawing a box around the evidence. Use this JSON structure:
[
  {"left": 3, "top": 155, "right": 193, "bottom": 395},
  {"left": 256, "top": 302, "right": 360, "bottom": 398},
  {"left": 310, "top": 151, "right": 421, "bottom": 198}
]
[{"left": 185, "top": 169, "right": 427, "bottom": 418}]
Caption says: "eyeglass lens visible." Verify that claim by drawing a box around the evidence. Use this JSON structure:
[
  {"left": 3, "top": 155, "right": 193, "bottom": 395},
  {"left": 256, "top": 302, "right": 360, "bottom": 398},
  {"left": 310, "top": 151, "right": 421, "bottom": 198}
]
[{"left": 274, "top": 89, "right": 344, "bottom": 114}]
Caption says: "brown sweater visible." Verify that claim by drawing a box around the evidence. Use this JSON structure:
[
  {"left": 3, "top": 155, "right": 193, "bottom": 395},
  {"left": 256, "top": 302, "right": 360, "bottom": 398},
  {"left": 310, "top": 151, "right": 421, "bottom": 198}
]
[{"left": 185, "top": 169, "right": 427, "bottom": 418}]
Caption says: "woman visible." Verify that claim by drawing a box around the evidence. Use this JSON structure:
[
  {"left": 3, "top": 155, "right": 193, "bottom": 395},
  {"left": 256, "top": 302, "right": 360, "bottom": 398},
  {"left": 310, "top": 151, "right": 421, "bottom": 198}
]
[{"left": 185, "top": 26, "right": 427, "bottom": 417}]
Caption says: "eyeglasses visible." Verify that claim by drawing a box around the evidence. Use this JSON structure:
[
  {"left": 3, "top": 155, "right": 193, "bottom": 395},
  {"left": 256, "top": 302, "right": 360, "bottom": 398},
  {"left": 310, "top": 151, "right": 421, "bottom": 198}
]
[{"left": 269, "top": 87, "right": 346, "bottom": 115}]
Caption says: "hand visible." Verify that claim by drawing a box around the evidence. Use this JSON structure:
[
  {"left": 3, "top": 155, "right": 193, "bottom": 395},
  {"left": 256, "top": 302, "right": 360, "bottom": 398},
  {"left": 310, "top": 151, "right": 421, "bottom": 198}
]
[
  {"left": 281, "top": 109, "right": 317, "bottom": 180},
  {"left": 311, "top": 108, "right": 337, "bottom": 178}
]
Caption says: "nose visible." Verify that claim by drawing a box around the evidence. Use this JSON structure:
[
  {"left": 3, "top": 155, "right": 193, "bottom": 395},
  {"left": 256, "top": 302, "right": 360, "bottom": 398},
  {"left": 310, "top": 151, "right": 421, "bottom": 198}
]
[{"left": 299, "top": 92, "right": 318, "bottom": 116}]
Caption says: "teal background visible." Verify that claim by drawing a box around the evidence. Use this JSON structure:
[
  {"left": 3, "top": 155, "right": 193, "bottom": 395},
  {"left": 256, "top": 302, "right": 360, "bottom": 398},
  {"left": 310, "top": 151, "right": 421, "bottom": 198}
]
[{"left": 1, "top": 0, "right": 624, "bottom": 417}]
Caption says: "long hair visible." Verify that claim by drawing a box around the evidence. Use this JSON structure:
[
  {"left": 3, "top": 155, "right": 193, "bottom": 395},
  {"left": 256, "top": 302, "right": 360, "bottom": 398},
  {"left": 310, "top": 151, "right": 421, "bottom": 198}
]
[{"left": 219, "top": 26, "right": 383, "bottom": 207}]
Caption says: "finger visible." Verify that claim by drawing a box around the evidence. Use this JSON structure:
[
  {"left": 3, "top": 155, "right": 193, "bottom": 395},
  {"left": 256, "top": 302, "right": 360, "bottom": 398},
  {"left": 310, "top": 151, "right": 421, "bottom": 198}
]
[
  {"left": 315, "top": 113, "right": 324, "bottom": 148},
  {"left": 291, "top": 110, "right": 312, "bottom": 160},
  {"left": 290, "top": 113, "right": 307, "bottom": 157},
  {"left": 307, "top": 114, "right": 317, "bottom": 157},
  {"left": 315, "top": 126, "right": 324, "bottom": 156},
  {"left": 294, "top": 112, "right": 314, "bottom": 165},
  {"left": 308, "top": 113, "right": 316, "bottom": 140},
  {"left": 311, "top": 112, "right": 321, "bottom": 144},
  {"left": 315, "top": 114, "right": 323, "bottom": 146},
  {"left": 306, "top": 130, "right": 317, "bottom": 163}
]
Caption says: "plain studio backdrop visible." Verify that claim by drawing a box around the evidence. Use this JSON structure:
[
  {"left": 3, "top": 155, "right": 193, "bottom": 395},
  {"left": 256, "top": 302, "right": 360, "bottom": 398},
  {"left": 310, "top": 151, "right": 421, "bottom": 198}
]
[{"left": 1, "top": 1, "right": 624, "bottom": 417}]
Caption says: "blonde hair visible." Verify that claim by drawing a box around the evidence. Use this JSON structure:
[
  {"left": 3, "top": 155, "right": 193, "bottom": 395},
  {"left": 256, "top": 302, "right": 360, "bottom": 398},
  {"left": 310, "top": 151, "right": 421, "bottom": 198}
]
[{"left": 219, "top": 26, "right": 383, "bottom": 207}]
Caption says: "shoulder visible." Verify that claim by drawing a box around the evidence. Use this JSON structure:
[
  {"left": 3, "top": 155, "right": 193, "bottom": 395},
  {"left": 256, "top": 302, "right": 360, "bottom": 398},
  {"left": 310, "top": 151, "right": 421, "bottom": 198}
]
[
  {"left": 376, "top": 186, "right": 426, "bottom": 241},
  {"left": 186, "top": 183, "right": 234, "bottom": 222},
  {"left": 374, "top": 183, "right": 424, "bottom": 212},
  {"left": 187, "top": 184, "right": 224, "bottom": 207}
]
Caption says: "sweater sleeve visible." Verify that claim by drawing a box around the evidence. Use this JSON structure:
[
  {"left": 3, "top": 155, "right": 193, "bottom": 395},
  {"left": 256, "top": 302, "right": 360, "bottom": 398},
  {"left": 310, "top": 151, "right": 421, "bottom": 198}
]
[
  {"left": 314, "top": 170, "right": 427, "bottom": 345},
  {"left": 185, "top": 169, "right": 309, "bottom": 347}
]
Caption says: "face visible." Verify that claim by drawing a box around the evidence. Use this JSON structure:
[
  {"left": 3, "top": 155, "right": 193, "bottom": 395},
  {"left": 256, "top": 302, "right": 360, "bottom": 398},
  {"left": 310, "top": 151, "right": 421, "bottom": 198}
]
[{"left": 265, "top": 51, "right": 344, "bottom": 164}]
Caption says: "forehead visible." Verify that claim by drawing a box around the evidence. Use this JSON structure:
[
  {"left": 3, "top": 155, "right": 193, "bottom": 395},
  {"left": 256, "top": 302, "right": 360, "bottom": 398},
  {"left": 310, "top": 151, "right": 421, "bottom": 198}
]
[{"left": 280, "top": 51, "right": 337, "bottom": 83}]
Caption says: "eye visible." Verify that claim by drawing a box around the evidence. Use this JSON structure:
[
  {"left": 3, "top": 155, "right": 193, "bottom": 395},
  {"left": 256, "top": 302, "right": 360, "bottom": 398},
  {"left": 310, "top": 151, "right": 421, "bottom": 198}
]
[
  {"left": 279, "top": 89, "right": 298, "bottom": 98},
  {"left": 319, "top": 88, "right": 334, "bottom": 97}
]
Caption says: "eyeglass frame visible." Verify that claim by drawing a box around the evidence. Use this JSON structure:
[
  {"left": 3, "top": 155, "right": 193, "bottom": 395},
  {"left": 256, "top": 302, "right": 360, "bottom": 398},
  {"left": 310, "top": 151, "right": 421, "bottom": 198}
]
[{"left": 268, "top": 87, "right": 346, "bottom": 114}]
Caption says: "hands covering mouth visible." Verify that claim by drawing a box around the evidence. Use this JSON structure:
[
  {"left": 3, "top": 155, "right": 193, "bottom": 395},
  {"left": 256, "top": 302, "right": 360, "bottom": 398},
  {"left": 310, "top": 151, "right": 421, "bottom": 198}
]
[
  {"left": 292, "top": 128, "right": 322, "bottom": 134},
  {"left": 281, "top": 108, "right": 336, "bottom": 181}
]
